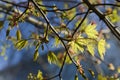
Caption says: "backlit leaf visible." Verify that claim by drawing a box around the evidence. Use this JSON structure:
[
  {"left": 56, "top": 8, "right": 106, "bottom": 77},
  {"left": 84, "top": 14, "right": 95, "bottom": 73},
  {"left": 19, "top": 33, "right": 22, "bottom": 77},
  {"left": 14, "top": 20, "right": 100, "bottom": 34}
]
[
  {"left": 98, "top": 39, "right": 106, "bottom": 59},
  {"left": 33, "top": 50, "right": 39, "bottom": 61},
  {"left": 37, "top": 70, "right": 43, "bottom": 80},
  {"left": 47, "top": 51, "right": 58, "bottom": 64},
  {"left": 87, "top": 44, "right": 95, "bottom": 56},
  {"left": 65, "top": 55, "right": 72, "bottom": 64},
  {"left": 15, "top": 40, "right": 28, "bottom": 50},
  {"left": 85, "top": 24, "right": 98, "bottom": 38},
  {"left": 16, "top": 30, "right": 21, "bottom": 40},
  {"left": 69, "top": 41, "right": 84, "bottom": 53},
  {"left": 98, "top": 74, "right": 107, "bottom": 80},
  {"left": 74, "top": 74, "right": 78, "bottom": 80},
  {"left": 54, "top": 37, "right": 61, "bottom": 47}
]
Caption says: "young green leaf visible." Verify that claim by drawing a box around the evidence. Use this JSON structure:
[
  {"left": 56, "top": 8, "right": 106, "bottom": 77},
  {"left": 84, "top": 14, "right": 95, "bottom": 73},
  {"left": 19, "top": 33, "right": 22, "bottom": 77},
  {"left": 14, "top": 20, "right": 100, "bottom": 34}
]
[
  {"left": 88, "top": 69, "right": 95, "bottom": 77},
  {"left": 37, "top": 70, "right": 43, "bottom": 80},
  {"left": 54, "top": 37, "right": 61, "bottom": 47},
  {"left": 65, "top": 55, "right": 72, "bottom": 64},
  {"left": 98, "top": 74, "right": 107, "bottom": 80},
  {"left": 16, "top": 30, "right": 21, "bottom": 40},
  {"left": 98, "top": 39, "right": 106, "bottom": 59},
  {"left": 33, "top": 50, "right": 39, "bottom": 61},
  {"left": 69, "top": 41, "right": 84, "bottom": 53},
  {"left": 74, "top": 74, "right": 78, "bottom": 80},
  {"left": 85, "top": 24, "right": 98, "bottom": 38},
  {"left": 47, "top": 51, "right": 58, "bottom": 64},
  {"left": 87, "top": 44, "right": 95, "bottom": 56},
  {"left": 35, "top": 42, "right": 41, "bottom": 50},
  {"left": 15, "top": 40, "right": 28, "bottom": 50}
]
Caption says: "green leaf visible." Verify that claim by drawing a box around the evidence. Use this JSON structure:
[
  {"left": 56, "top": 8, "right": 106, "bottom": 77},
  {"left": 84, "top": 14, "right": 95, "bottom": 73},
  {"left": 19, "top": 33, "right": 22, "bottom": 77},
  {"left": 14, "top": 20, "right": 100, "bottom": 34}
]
[
  {"left": 74, "top": 74, "right": 78, "bottom": 80},
  {"left": 47, "top": 51, "right": 58, "bottom": 64},
  {"left": 98, "top": 39, "right": 106, "bottom": 59},
  {"left": 66, "top": 7, "right": 76, "bottom": 20},
  {"left": 85, "top": 24, "right": 98, "bottom": 38},
  {"left": 54, "top": 37, "right": 61, "bottom": 47},
  {"left": 35, "top": 42, "right": 41, "bottom": 50},
  {"left": 88, "top": 69, "right": 95, "bottom": 77},
  {"left": 87, "top": 44, "right": 95, "bottom": 56},
  {"left": 33, "top": 50, "right": 39, "bottom": 61},
  {"left": 65, "top": 55, "right": 72, "bottom": 64},
  {"left": 98, "top": 74, "right": 107, "bottom": 80},
  {"left": 37, "top": 70, "right": 43, "bottom": 80},
  {"left": 15, "top": 40, "right": 28, "bottom": 50},
  {"left": 117, "top": 66, "right": 120, "bottom": 73},
  {"left": 16, "top": 30, "right": 21, "bottom": 40}
]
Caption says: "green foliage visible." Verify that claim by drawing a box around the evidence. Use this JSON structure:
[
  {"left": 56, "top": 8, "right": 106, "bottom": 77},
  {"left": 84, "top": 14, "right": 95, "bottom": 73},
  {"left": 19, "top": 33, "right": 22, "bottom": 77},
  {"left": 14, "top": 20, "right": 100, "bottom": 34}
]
[
  {"left": 97, "top": 74, "right": 107, "bottom": 80},
  {"left": 15, "top": 40, "right": 28, "bottom": 50},
  {"left": 16, "top": 30, "right": 22, "bottom": 40},
  {"left": 108, "top": 9, "right": 120, "bottom": 23},
  {"left": 47, "top": 51, "right": 58, "bottom": 64},
  {"left": 33, "top": 50, "right": 39, "bottom": 61},
  {"left": 54, "top": 37, "right": 61, "bottom": 47},
  {"left": 98, "top": 39, "right": 106, "bottom": 59},
  {"left": 37, "top": 70, "right": 43, "bottom": 80},
  {"left": 74, "top": 74, "right": 78, "bottom": 80},
  {"left": 84, "top": 24, "right": 98, "bottom": 38},
  {"left": 27, "top": 70, "right": 43, "bottom": 80},
  {"left": 1, "top": 0, "right": 115, "bottom": 80}
]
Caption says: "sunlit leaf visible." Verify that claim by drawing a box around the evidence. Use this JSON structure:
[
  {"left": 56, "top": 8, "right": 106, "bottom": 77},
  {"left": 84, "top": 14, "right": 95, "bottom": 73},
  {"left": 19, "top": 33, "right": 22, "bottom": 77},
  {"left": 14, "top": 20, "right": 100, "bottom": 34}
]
[
  {"left": 69, "top": 41, "right": 84, "bottom": 53},
  {"left": 47, "top": 51, "right": 58, "bottom": 64},
  {"left": 98, "top": 74, "right": 107, "bottom": 80},
  {"left": 88, "top": 69, "right": 95, "bottom": 77},
  {"left": 117, "top": 66, "right": 120, "bottom": 73},
  {"left": 37, "top": 70, "right": 43, "bottom": 80},
  {"left": 74, "top": 74, "right": 78, "bottom": 80},
  {"left": 15, "top": 40, "right": 28, "bottom": 50},
  {"left": 66, "top": 7, "right": 76, "bottom": 20},
  {"left": 98, "top": 39, "right": 106, "bottom": 59},
  {"left": 65, "top": 55, "right": 72, "bottom": 64},
  {"left": 85, "top": 24, "right": 98, "bottom": 38},
  {"left": 16, "top": 30, "right": 21, "bottom": 40},
  {"left": 87, "top": 44, "right": 95, "bottom": 56},
  {"left": 54, "top": 37, "right": 61, "bottom": 47},
  {"left": 35, "top": 42, "right": 41, "bottom": 50},
  {"left": 33, "top": 50, "right": 39, "bottom": 61}
]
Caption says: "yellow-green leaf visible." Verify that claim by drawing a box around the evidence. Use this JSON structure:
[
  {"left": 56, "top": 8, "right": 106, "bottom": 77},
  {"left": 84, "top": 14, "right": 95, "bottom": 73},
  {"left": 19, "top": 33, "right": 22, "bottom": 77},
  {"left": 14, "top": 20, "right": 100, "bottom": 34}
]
[
  {"left": 16, "top": 30, "right": 21, "bottom": 40},
  {"left": 69, "top": 41, "right": 84, "bottom": 53},
  {"left": 15, "top": 40, "right": 28, "bottom": 50},
  {"left": 98, "top": 74, "right": 107, "bottom": 80},
  {"left": 65, "top": 55, "right": 72, "bottom": 64},
  {"left": 87, "top": 44, "right": 95, "bottom": 56},
  {"left": 85, "top": 24, "right": 98, "bottom": 38},
  {"left": 33, "top": 50, "right": 39, "bottom": 61},
  {"left": 88, "top": 69, "right": 95, "bottom": 77},
  {"left": 54, "top": 37, "right": 61, "bottom": 47},
  {"left": 98, "top": 39, "right": 106, "bottom": 59},
  {"left": 35, "top": 42, "right": 41, "bottom": 50},
  {"left": 47, "top": 51, "right": 58, "bottom": 64},
  {"left": 74, "top": 74, "right": 78, "bottom": 80},
  {"left": 37, "top": 70, "right": 43, "bottom": 80}
]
